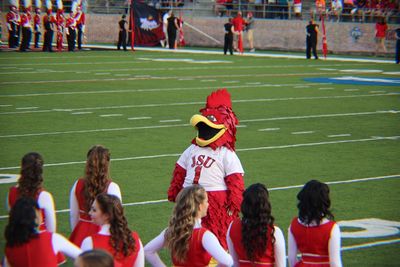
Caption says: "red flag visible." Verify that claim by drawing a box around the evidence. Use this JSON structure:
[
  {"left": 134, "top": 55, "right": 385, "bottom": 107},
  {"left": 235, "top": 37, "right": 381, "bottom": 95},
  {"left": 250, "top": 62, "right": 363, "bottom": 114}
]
[
  {"left": 321, "top": 15, "right": 328, "bottom": 58},
  {"left": 130, "top": 0, "right": 135, "bottom": 51},
  {"left": 178, "top": 13, "right": 185, "bottom": 47},
  {"left": 238, "top": 33, "right": 243, "bottom": 54}
]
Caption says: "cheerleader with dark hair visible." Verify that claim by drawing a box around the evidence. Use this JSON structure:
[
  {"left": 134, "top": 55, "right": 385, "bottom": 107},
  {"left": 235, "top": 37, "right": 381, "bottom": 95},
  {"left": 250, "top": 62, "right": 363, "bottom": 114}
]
[
  {"left": 227, "top": 183, "right": 286, "bottom": 267},
  {"left": 288, "top": 180, "right": 342, "bottom": 267}
]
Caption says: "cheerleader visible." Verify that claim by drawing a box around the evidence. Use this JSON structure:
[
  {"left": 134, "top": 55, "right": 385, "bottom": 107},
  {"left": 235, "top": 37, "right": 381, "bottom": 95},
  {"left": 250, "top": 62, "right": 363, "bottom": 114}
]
[
  {"left": 81, "top": 193, "right": 144, "bottom": 267},
  {"left": 7, "top": 152, "right": 56, "bottom": 233},
  {"left": 4, "top": 197, "right": 81, "bottom": 267},
  {"left": 288, "top": 180, "right": 342, "bottom": 267},
  {"left": 227, "top": 183, "right": 286, "bottom": 267},
  {"left": 69, "top": 145, "right": 122, "bottom": 247},
  {"left": 145, "top": 185, "right": 233, "bottom": 267}
]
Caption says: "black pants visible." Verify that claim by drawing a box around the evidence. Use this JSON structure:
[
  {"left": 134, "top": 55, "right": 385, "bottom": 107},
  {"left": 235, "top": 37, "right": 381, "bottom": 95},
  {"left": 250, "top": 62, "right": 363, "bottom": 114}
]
[
  {"left": 67, "top": 28, "right": 76, "bottom": 51},
  {"left": 117, "top": 30, "right": 127, "bottom": 50},
  {"left": 8, "top": 30, "right": 16, "bottom": 48},
  {"left": 77, "top": 24, "right": 83, "bottom": 49},
  {"left": 224, "top": 34, "right": 233, "bottom": 55},
  {"left": 306, "top": 38, "right": 318, "bottom": 59},
  {"left": 396, "top": 41, "right": 400, "bottom": 64},
  {"left": 20, "top": 27, "right": 32, "bottom": 51},
  {"left": 168, "top": 29, "right": 176, "bottom": 49},
  {"left": 34, "top": 32, "right": 41, "bottom": 48},
  {"left": 43, "top": 30, "right": 54, "bottom": 52}
]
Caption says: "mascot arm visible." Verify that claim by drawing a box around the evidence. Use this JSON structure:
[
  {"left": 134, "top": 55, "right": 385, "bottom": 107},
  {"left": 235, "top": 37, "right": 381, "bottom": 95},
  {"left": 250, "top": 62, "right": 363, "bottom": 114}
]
[
  {"left": 167, "top": 163, "right": 187, "bottom": 202},
  {"left": 224, "top": 173, "right": 244, "bottom": 215}
]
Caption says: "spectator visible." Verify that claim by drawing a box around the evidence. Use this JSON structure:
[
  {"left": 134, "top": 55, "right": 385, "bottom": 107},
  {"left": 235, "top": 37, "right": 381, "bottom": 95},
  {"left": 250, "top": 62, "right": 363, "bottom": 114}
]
[
  {"left": 293, "top": 0, "right": 302, "bottom": 19},
  {"left": 245, "top": 12, "right": 255, "bottom": 52},
  {"left": 330, "top": 0, "right": 343, "bottom": 21},
  {"left": 144, "top": 185, "right": 233, "bottom": 267},
  {"left": 5, "top": 197, "right": 81, "bottom": 266},
  {"left": 227, "top": 183, "right": 286, "bottom": 267},
  {"left": 225, "top": 0, "right": 233, "bottom": 17},
  {"left": 215, "top": 0, "right": 226, "bottom": 17},
  {"left": 75, "top": 250, "right": 114, "bottom": 267},
  {"left": 395, "top": 27, "right": 400, "bottom": 64},
  {"left": 288, "top": 180, "right": 342, "bottom": 267},
  {"left": 69, "top": 145, "right": 122, "bottom": 247},
  {"left": 167, "top": 12, "right": 180, "bottom": 49},
  {"left": 7, "top": 152, "right": 57, "bottom": 233},
  {"left": 117, "top": 14, "right": 128, "bottom": 51},
  {"left": 375, "top": 16, "right": 388, "bottom": 56},
  {"left": 306, "top": 19, "right": 319, "bottom": 59},
  {"left": 81, "top": 193, "right": 144, "bottom": 267},
  {"left": 224, "top": 17, "right": 234, "bottom": 55},
  {"left": 232, "top": 11, "right": 246, "bottom": 53}
]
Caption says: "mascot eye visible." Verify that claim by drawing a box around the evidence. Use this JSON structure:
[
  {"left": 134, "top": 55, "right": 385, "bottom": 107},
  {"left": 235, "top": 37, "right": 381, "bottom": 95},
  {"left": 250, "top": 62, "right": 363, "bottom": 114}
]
[{"left": 207, "top": 115, "right": 217, "bottom": 122}]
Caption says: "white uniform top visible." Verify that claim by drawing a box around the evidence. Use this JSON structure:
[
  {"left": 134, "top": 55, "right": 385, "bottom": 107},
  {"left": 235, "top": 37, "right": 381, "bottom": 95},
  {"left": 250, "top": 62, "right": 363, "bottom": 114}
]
[
  {"left": 81, "top": 224, "right": 145, "bottom": 267},
  {"left": 4, "top": 233, "right": 82, "bottom": 267},
  {"left": 7, "top": 190, "right": 57, "bottom": 233},
  {"left": 226, "top": 224, "right": 287, "bottom": 267},
  {"left": 288, "top": 218, "right": 342, "bottom": 267},
  {"left": 177, "top": 144, "right": 244, "bottom": 191},
  {"left": 69, "top": 180, "right": 122, "bottom": 230},
  {"left": 144, "top": 219, "right": 233, "bottom": 267}
]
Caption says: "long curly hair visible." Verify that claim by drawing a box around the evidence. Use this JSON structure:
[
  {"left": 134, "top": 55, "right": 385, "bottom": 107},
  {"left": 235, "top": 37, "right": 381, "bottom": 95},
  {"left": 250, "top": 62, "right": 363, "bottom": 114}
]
[
  {"left": 95, "top": 193, "right": 135, "bottom": 258},
  {"left": 84, "top": 145, "right": 111, "bottom": 212},
  {"left": 164, "top": 185, "right": 207, "bottom": 262},
  {"left": 18, "top": 152, "right": 44, "bottom": 198},
  {"left": 241, "top": 183, "right": 275, "bottom": 262},
  {"left": 297, "top": 180, "right": 334, "bottom": 225},
  {"left": 5, "top": 197, "right": 40, "bottom": 247}
]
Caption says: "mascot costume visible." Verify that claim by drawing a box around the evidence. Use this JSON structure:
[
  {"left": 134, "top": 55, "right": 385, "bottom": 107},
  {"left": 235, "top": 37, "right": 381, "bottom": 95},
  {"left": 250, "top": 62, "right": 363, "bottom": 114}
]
[{"left": 168, "top": 88, "right": 244, "bottom": 249}]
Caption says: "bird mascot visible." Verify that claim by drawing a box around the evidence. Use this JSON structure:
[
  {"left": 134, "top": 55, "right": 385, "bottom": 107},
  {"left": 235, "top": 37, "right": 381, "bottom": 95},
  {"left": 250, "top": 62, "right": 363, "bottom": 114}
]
[{"left": 168, "top": 88, "right": 245, "bottom": 249}]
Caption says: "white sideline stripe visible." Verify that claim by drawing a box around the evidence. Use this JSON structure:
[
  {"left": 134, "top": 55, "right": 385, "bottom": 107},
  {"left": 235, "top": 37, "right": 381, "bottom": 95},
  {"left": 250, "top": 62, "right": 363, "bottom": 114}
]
[
  {"left": 0, "top": 110, "right": 398, "bottom": 138},
  {"left": 1, "top": 94, "right": 399, "bottom": 116},
  {"left": 341, "top": 238, "right": 400, "bottom": 251},
  {"left": 0, "top": 136, "right": 399, "bottom": 171},
  {"left": 0, "top": 174, "right": 398, "bottom": 219}
]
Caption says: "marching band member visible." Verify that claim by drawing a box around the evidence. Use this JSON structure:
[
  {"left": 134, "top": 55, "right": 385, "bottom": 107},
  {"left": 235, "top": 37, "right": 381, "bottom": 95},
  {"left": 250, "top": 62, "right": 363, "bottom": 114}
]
[
  {"left": 19, "top": 0, "right": 33, "bottom": 52},
  {"left": 74, "top": 0, "right": 85, "bottom": 50},
  {"left": 5, "top": 197, "right": 81, "bottom": 267},
  {"left": 81, "top": 193, "right": 145, "bottom": 267},
  {"left": 33, "top": 0, "right": 42, "bottom": 48},
  {"left": 56, "top": 0, "right": 64, "bottom": 52},
  {"left": 42, "top": 0, "right": 56, "bottom": 52},
  {"left": 6, "top": 0, "right": 19, "bottom": 48},
  {"left": 69, "top": 145, "right": 122, "bottom": 247},
  {"left": 66, "top": 8, "right": 76, "bottom": 51}
]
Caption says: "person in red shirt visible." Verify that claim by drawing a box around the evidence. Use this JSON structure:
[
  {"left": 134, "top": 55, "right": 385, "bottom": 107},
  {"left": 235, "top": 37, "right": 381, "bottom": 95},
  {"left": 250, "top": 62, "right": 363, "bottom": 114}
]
[
  {"left": 375, "top": 16, "right": 388, "bottom": 56},
  {"left": 232, "top": 11, "right": 246, "bottom": 53},
  {"left": 19, "top": 6, "right": 33, "bottom": 52},
  {"left": 6, "top": 3, "right": 19, "bottom": 48},
  {"left": 288, "top": 180, "right": 342, "bottom": 267},
  {"left": 145, "top": 185, "right": 233, "bottom": 267},
  {"left": 5, "top": 197, "right": 81, "bottom": 267},
  {"left": 74, "top": 4, "right": 85, "bottom": 50},
  {"left": 227, "top": 183, "right": 286, "bottom": 267},
  {"left": 81, "top": 193, "right": 144, "bottom": 267}
]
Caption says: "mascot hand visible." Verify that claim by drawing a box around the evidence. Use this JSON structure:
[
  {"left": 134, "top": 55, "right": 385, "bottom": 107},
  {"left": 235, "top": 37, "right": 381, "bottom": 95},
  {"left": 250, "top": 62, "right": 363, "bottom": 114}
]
[
  {"left": 224, "top": 173, "right": 245, "bottom": 214},
  {"left": 167, "top": 163, "right": 187, "bottom": 202}
]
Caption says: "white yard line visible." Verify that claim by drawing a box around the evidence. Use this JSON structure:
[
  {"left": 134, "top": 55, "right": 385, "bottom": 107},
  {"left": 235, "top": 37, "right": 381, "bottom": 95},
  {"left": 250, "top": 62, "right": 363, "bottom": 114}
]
[
  {"left": 328, "top": 134, "right": 352, "bottom": 138},
  {"left": 291, "top": 131, "right": 314, "bottom": 135},
  {"left": 15, "top": 107, "right": 38, "bottom": 110},
  {"left": 99, "top": 114, "right": 123, "bottom": 117},
  {"left": 1, "top": 94, "right": 398, "bottom": 116},
  {"left": 258, "top": 128, "right": 281, "bottom": 131},
  {"left": 0, "top": 136, "right": 399, "bottom": 170},
  {"left": 0, "top": 110, "right": 397, "bottom": 138},
  {"left": 159, "top": 119, "right": 182, "bottom": 123}
]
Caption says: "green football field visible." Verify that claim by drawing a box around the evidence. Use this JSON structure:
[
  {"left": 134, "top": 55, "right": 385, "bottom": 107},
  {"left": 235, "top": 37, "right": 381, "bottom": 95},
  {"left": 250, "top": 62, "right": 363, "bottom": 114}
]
[{"left": 0, "top": 49, "right": 399, "bottom": 266}]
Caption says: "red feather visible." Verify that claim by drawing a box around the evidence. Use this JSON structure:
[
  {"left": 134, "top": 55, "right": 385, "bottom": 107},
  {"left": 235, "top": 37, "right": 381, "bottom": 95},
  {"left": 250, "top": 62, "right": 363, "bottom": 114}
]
[{"left": 206, "top": 88, "right": 232, "bottom": 109}]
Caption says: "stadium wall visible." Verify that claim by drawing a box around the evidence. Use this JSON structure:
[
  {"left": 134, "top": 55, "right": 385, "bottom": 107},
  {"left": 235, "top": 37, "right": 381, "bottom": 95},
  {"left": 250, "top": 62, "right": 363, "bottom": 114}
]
[{"left": 1, "top": 14, "right": 396, "bottom": 54}]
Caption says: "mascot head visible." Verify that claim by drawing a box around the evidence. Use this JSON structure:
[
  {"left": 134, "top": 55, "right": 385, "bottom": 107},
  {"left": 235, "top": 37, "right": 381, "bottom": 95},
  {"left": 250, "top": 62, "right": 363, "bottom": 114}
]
[{"left": 190, "top": 89, "right": 238, "bottom": 151}]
